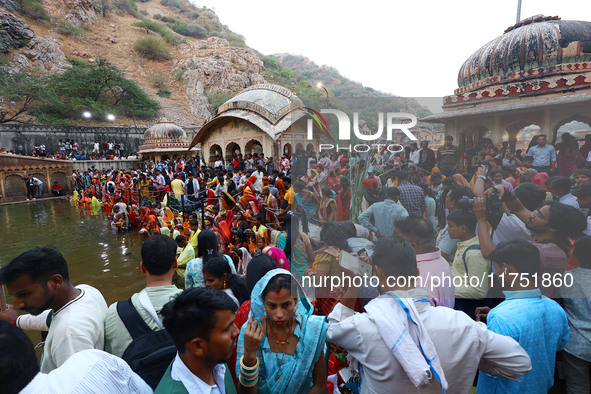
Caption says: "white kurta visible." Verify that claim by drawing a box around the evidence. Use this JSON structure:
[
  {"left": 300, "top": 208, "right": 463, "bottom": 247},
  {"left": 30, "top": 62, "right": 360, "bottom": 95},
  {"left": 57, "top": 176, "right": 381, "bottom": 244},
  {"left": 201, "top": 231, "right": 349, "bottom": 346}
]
[{"left": 326, "top": 289, "right": 532, "bottom": 394}]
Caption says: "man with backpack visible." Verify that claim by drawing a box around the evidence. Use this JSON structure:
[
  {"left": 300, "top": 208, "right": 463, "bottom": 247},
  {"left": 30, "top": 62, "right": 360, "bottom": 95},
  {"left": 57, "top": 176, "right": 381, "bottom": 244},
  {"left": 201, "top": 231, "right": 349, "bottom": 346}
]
[{"left": 104, "top": 234, "right": 182, "bottom": 388}]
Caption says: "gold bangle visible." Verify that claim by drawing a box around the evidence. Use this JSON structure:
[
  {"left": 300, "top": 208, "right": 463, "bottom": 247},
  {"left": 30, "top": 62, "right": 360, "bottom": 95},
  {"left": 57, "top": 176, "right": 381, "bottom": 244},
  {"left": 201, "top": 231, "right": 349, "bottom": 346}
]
[
  {"left": 239, "top": 375, "right": 258, "bottom": 387},
  {"left": 240, "top": 355, "right": 259, "bottom": 370},
  {"left": 240, "top": 368, "right": 258, "bottom": 378}
]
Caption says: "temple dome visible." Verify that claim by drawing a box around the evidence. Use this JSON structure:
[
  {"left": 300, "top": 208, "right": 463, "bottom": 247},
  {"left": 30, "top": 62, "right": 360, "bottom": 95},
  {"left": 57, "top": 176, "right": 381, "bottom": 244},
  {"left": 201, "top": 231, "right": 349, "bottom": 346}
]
[
  {"left": 216, "top": 83, "right": 304, "bottom": 123},
  {"left": 139, "top": 121, "right": 190, "bottom": 156},
  {"left": 190, "top": 84, "right": 308, "bottom": 147},
  {"left": 143, "top": 122, "right": 187, "bottom": 142},
  {"left": 457, "top": 15, "right": 591, "bottom": 93}
]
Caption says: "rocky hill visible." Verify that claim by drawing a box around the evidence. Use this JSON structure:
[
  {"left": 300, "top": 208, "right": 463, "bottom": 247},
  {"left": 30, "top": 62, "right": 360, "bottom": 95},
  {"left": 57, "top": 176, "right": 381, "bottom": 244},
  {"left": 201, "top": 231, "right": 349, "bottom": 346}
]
[
  {"left": 0, "top": 0, "right": 267, "bottom": 126},
  {"left": 0, "top": 0, "right": 428, "bottom": 128},
  {"left": 274, "top": 53, "right": 392, "bottom": 98}
]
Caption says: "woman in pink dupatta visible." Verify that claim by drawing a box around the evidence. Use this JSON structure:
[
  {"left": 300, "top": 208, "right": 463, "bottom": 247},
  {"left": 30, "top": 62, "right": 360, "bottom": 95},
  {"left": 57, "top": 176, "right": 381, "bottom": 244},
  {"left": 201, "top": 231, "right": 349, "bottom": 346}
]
[{"left": 263, "top": 246, "right": 290, "bottom": 270}]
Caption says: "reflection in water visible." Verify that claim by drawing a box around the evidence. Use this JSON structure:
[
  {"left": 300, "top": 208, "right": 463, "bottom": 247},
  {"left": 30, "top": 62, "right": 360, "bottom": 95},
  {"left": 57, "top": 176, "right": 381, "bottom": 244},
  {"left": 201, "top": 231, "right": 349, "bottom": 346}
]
[{"left": 0, "top": 199, "right": 145, "bottom": 305}]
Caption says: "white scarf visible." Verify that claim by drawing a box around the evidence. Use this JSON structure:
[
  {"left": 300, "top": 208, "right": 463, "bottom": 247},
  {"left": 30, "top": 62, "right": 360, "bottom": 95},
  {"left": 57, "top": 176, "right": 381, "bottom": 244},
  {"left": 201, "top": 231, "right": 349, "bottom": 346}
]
[
  {"left": 238, "top": 247, "right": 252, "bottom": 274},
  {"left": 364, "top": 289, "right": 448, "bottom": 391}
]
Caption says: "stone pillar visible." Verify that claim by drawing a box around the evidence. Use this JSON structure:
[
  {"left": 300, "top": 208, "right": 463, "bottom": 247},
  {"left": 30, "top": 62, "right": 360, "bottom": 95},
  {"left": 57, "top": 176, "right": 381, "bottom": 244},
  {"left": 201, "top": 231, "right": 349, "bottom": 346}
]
[
  {"left": 508, "top": 131, "right": 518, "bottom": 150},
  {"left": 492, "top": 114, "right": 502, "bottom": 147},
  {"left": 543, "top": 109, "right": 553, "bottom": 144},
  {"left": 0, "top": 172, "right": 5, "bottom": 199}
]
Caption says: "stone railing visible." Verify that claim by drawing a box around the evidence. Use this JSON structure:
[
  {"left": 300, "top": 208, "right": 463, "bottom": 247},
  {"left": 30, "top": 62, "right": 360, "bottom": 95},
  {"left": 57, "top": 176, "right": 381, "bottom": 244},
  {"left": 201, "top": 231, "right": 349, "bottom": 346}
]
[{"left": 72, "top": 159, "right": 141, "bottom": 172}]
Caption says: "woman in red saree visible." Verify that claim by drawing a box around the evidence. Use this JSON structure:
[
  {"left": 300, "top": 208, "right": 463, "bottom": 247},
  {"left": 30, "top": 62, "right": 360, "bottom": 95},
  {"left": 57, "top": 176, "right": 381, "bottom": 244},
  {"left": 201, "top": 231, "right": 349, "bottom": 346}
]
[
  {"left": 327, "top": 171, "right": 342, "bottom": 193},
  {"left": 558, "top": 133, "right": 584, "bottom": 176}
]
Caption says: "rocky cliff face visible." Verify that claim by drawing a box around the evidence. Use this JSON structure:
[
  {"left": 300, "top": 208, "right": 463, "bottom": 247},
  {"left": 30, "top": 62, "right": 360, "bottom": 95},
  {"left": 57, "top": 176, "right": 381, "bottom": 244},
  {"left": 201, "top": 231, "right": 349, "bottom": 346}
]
[
  {"left": 13, "top": 36, "right": 68, "bottom": 73},
  {"left": 0, "top": 9, "right": 34, "bottom": 54},
  {"left": 0, "top": 0, "right": 270, "bottom": 126},
  {"left": 175, "top": 37, "right": 266, "bottom": 120},
  {"left": 0, "top": 0, "right": 16, "bottom": 11},
  {"left": 42, "top": 0, "right": 104, "bottom": 23}
]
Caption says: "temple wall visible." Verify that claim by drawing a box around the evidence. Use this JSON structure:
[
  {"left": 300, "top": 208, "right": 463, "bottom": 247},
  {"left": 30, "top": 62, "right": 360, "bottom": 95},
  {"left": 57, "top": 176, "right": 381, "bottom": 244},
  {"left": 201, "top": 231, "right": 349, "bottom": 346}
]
[
  {"left": 0, "top": 154, "right": 74, "bottom": 203},
  {"left": 200, "top": 119, "right": 274, "bottom": 165}
]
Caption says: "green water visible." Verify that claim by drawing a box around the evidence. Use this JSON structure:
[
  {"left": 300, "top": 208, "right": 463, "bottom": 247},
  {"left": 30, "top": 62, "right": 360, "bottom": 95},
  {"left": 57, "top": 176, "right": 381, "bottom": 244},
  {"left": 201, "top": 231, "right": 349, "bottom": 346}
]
[{"left": 0, "top": 199, "right": 146, "bottom": 306}]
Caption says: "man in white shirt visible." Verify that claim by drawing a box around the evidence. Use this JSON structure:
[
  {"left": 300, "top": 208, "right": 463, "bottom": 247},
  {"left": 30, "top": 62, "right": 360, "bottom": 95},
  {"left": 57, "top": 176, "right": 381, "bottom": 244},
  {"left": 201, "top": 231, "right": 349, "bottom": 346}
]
[
  {"left": 0, "top": 321, "right": 151, "bottom": 394},
  {"left": 214, "top": 155, "right": 224, "bottom": 169},
  {"left": 252, "top": 165, "right": 264, "bottom": 192},
  {"left": 154, "top": 169, "right": 166, "bottom": 187},
  {"left": 32, "top": 176, "right": 43, "bottom": 198},
  {"left": 327, "top": 237, "right": 532, "bottom": 394},
  {"left": 545, "top": 175, "right": 579, "bottom": 208},
  {"left": 408, "top": 142, "right": 420, "bottom": 165},
  {"left": 155, "top": 287, "right": 239, "bottom": 393},
  {"left": 0, "top": 246, "right": 108, "bottom": 373}
]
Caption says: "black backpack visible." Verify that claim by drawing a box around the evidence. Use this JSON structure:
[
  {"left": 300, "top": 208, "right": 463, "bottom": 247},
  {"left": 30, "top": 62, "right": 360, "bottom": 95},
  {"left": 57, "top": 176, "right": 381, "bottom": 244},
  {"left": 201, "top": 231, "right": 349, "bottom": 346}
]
[{"left": 116, "top": 298, "right": 177, "bottom": 390}]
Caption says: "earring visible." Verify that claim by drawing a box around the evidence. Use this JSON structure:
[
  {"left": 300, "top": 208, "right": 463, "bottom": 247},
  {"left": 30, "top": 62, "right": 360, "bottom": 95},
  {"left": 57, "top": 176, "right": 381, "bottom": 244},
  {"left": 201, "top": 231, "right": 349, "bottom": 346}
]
[
  {"left": 504, "top": 267, "right": 508, "bottom": 275},
  {"left": 223, "top": 281, "right": 226, "bottom": 289}
]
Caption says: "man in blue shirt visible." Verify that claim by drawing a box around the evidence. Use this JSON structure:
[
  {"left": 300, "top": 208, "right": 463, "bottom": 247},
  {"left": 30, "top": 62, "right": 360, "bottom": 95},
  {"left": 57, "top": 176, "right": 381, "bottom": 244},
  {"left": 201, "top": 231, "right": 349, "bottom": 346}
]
[
  {"left": 527, "top": 135, "right": 557, "bottom": 174},
  {"left": 358, "top": 187, "right": 409, "bottom": 238},
  {"left": 476, "top": 239, "right": 569, "bottom": 394},
  {"left": 560, "top": 236, "right": 591, "bottom": 394}
]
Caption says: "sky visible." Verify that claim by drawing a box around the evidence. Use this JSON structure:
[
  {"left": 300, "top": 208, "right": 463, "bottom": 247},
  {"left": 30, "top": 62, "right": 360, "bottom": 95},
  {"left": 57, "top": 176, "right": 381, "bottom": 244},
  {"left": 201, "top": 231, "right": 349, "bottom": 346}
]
[{"left": 196, "top": 0, "right": 591, "bottom": 113}]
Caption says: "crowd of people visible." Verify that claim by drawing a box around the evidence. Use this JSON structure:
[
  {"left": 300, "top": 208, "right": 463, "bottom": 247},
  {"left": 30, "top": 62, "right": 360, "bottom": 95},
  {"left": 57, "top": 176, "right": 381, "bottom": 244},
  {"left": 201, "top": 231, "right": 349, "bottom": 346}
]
[
  {"left": 1, "top": 139, "right": 137, "bottom": 161},
  {"left": 1, "top": 131, "right": 591, "bottom": 394}
]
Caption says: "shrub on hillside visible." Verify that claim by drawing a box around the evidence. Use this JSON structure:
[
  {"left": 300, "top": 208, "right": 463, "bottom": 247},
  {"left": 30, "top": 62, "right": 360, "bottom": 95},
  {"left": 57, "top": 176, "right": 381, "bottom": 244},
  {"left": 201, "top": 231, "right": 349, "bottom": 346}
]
[
  {"left": 162, "top": 30, "right": 183, "bottom": 45},
  {"left": 206, "top": 91, "right": 231, "bottom": 108},
  {"left": 169, "top": 21, "right": 206, "bottom": 38},
  {"left": 160, "top": 0, "right": 185, "bottom": 12},
  {"left": 16, "top": 0, "right": 50, "bottom": 20},
  {"left": 158, "top": 15, "right": 178, "bottom": 23},
  {"left": 133, "top": 36, "right": 171, "bottom": 60},
  {"left": 173, "top": 66, "right": 186, "bottom": 81},
  {"left": 132, "top": 20, "right": 168, "bottom": 35},
  {"left": 56, "top": 19, "right": 90, "bottom": 37},
  {"left": 112, "top": 0, "right": 142, "bottom": 18},
  {"left": 149, "top": 72, "right": 169, "bottom": 89},
  {"left": 224, "top": 32, "right": 246, "bottom": 48},
  {"left": 132, "top": 20, "right": 182, "bottom": 45},
  {"left": 157, "top": 89, "right": 171, "bottom": 97}
]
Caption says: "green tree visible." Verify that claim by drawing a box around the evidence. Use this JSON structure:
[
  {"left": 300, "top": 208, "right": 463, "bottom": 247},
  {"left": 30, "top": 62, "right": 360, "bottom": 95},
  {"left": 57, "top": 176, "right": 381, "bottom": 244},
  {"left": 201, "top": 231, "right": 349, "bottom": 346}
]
[
  {"left": 34, "top": 58, "right": 160, "bottom": 124},
  {"left": 0, "top": 66, "right": 49, "bottom": 123}
]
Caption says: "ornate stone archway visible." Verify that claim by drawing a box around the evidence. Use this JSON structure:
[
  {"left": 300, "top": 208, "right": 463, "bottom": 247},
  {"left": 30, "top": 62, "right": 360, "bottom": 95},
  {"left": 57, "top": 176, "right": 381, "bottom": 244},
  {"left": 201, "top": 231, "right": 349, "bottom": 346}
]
[
  {"left": 225, "top": 142, "right": 241, "bottom": 163},
  {"left": 209, "top": 144, "right": 223, "bottom": 165}
]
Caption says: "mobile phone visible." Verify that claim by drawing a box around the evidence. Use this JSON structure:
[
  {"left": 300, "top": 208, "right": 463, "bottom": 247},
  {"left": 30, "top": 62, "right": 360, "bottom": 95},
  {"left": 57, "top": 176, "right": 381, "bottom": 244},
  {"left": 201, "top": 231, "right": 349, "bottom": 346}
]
[{"left": 358, "top": 248, "right": 368, "bottom": 258}]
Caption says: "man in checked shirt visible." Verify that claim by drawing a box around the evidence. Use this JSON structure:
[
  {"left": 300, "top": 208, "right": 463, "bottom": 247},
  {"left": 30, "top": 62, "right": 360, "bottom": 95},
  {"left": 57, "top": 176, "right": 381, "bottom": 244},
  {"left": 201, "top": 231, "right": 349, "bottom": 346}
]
[{"left": 396, "top": 170, "right": 426, "bottom": 216}]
